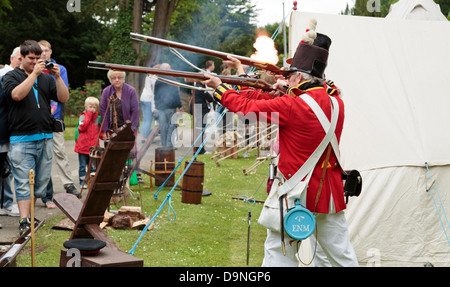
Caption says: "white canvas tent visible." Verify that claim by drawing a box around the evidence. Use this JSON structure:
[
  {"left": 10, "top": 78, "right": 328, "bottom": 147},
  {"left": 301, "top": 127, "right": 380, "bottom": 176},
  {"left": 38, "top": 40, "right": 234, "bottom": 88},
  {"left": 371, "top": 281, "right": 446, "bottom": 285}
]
[{"left": 289, "top": 4, "right": 450, "bottom": 266}]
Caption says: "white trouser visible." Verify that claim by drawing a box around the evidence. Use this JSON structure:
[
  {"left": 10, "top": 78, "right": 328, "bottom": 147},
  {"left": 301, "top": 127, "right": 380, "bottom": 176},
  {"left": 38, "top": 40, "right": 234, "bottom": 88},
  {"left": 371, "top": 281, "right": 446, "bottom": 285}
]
[{"left": 262, "top": 211, "right": 358, "bottom": 267}]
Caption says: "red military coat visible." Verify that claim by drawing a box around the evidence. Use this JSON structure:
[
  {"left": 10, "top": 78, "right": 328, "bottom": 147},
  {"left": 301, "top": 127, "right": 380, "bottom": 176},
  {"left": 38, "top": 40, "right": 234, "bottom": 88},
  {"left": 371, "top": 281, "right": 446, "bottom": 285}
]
[{"left": 221, "top": 81, "right": 346, "bottom": 213}]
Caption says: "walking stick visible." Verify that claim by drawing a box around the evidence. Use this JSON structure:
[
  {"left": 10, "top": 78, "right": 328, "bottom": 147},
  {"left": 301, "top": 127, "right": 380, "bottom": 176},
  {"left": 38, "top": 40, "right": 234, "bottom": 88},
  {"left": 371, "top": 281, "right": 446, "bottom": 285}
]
[{"left": 29, "top": 169, "right": 35, "bottom": 267}]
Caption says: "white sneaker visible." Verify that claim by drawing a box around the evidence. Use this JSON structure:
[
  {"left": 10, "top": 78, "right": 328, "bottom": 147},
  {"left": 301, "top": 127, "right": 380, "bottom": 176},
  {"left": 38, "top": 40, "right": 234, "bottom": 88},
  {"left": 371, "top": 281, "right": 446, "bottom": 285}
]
[{"left": 0, "top": 203, "right": 20, "bottom": 217}]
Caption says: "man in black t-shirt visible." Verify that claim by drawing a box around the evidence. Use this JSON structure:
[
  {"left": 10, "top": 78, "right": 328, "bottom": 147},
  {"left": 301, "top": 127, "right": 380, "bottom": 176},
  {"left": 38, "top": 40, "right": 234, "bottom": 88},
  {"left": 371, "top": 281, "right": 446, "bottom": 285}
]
[{"left": 2, "top": 40, "right": 69, "bottom": 235}]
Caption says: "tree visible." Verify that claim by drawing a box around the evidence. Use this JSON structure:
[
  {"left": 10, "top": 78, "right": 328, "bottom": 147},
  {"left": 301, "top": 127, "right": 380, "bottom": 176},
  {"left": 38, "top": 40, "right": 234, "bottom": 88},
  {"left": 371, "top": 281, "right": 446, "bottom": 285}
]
[
  {"left": 158, "top": 0, "right": 258, "bottom": 72},
  {"left": 216, "top": 0, "right": 258, "bottom": 57},
  {"left": 435, "top": 0, "right": 450, "bottom": 19},
  {"left": 143, "top": 0, "right": 182, "bottom": 68},
  {"left": 0, "top": 0, "right": 111, "bottom": 88},
  {"left": 0, "top": 0, "right": 263, "bottom": 92},
  {"left": 107, "top": 0, "right": 142, "bottom": 89},
  {"left": 0, "top": 0, "right": 11, "bottom": 18},
  {"left": 351, "top": 0, "right": 398, "bottom": 17}
]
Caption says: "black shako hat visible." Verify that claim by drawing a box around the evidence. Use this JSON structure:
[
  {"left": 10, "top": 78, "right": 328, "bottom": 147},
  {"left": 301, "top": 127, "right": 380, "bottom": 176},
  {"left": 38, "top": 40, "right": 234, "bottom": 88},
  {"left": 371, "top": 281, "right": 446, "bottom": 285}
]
[{"left": 285, "top": 19, "right": 332, "bottom": 79}]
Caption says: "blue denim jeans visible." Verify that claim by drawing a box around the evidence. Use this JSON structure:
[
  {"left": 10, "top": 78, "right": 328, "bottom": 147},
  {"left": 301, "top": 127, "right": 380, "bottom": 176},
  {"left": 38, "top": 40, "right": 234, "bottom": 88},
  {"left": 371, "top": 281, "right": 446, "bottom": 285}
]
[
  {"left": 9, "top": 139, "right": 53, "bottom": 201},
  {"left": 0, "top": 173, "right": 13, "bottom": 207},
  {"left": 0, "top": 152, "right": 14, "bottom": 208},
  {"left": 78, "top": 153, "right": 95, "bottom": 186}
]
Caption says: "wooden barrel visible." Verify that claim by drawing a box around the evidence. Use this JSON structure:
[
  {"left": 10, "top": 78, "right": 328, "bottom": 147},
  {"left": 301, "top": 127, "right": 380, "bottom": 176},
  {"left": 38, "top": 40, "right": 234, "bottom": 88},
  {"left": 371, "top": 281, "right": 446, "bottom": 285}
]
[
  {"left": 181, "top": 161, "right": 204, "bottom": 204},
  {"left": 154, "top": 147, "right": 175, "bottom": 186}
]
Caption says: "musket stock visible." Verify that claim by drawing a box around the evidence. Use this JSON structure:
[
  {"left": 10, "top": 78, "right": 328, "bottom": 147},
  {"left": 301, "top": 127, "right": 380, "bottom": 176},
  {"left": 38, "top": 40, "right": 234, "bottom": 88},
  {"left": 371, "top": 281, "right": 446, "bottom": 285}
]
[
  {"left": 130, "top": 32, "right": 282, "bottom": 75},
  {"left": 88, "top": 61, "right": 277, "bottom": 91}
]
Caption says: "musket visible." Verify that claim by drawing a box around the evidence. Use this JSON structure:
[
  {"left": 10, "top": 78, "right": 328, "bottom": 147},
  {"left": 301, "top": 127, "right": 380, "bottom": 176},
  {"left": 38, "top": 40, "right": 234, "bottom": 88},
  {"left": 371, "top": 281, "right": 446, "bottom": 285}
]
[
  {"left": 88, "top": 61, "right": 277, "bottom": 91},
  {"left": 130, "top": 32, "right": 283, "bottom": 75}
]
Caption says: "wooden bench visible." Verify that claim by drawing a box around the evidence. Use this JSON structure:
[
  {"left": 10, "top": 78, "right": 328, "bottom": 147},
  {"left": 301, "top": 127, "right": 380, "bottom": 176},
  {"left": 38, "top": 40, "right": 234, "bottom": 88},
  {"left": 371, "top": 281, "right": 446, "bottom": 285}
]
[{"left": 54, "top": 121, "right": 143, "bottom": 267}]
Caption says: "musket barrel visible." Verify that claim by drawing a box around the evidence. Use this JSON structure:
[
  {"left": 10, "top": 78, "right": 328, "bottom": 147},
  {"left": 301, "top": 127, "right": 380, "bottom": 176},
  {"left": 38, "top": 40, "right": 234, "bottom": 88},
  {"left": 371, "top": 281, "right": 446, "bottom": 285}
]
[
  {"left": 88, "top": 61, "right": 276, "bottom": 91},
  {"left": 130, "top": 32, "right": 282, "bottom": 75}
]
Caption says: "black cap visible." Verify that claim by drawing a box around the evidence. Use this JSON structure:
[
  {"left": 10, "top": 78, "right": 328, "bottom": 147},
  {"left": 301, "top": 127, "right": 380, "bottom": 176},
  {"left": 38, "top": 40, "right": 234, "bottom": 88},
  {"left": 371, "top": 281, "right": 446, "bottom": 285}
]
[{"left": 63, "top": 238, "right": 106, "bottom": 256}]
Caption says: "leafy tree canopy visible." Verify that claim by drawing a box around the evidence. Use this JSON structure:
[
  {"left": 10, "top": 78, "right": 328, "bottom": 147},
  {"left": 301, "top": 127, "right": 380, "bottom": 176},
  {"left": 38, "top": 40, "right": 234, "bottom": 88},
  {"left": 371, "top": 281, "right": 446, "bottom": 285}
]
[
  {"left": 0, "top": 0, "right": 112, "bottom": 88},
  {"left": 156, "top": 0, "right": 260, "bottom": 73},
  {"left": 0, "top": 0, "right": 279, "bottom": 88},
  {"left": 0, "top": 0, "right": 11, "bottom": 18}
]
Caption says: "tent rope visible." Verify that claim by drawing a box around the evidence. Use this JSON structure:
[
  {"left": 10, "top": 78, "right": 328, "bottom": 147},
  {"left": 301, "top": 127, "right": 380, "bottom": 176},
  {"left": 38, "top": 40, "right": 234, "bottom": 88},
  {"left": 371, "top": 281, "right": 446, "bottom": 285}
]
[
  {"left": 152, "top": 111, "right": 220, "bottom": 200},
  {"left": 129, "top": 107, "right": 228, "bottom": 255},
  {"left": 238, "top": 170, "right": 269, "bottom": 205}
]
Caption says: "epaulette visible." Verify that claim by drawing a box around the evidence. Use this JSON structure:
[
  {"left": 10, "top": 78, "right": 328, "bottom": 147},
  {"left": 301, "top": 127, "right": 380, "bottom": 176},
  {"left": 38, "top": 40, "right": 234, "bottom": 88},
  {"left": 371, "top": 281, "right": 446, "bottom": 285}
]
[{"left": 326, "top": 80, "right": 340, "bottom": 97}]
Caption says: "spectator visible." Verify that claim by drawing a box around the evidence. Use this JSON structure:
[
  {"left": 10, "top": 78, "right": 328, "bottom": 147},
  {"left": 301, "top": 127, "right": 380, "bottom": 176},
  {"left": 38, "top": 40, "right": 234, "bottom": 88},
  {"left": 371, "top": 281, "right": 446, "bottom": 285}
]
[
  {"left": 1, "top": 47, "right": 22, "bottom": 74},
  {"left": 192, "top": 60, "right": 215, "bottom": 154},
  {"left": 140, "top": 64, "right": 159, "bottom": 144},
  {"left": 154, "top": 63, "right": 181, "bottom": 147},
  {"left": 38, "top": 40, "right": 79, "bottom": 208},
  {"left": 2, "top": 40, "right": 69, "bottom": 235},
  {"left": 0, "top": 47, "right": 21, "bottom": 217},
  {"left": 100, "top": 70, "right": 141, "bottom": 181},
  {"left": 74, "top": 97, "right": 101, "bottom": 188},
  {"left": 100, "top": 70, "right": 140, "bottom": 137}
]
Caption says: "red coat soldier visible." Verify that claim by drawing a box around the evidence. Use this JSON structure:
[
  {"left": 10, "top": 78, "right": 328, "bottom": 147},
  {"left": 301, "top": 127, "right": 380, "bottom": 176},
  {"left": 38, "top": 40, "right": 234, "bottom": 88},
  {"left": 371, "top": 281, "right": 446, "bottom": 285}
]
[{"left": 203, "top": 21, "right": 358, "bottom": 267}]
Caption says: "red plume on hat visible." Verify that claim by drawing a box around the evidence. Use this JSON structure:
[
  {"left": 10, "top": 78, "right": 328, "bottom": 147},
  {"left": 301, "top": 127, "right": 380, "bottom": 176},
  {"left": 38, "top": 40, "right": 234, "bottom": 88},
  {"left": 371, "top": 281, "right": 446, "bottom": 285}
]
[{"left": 285, "top": 19, "right": 331, "bottom": 79}]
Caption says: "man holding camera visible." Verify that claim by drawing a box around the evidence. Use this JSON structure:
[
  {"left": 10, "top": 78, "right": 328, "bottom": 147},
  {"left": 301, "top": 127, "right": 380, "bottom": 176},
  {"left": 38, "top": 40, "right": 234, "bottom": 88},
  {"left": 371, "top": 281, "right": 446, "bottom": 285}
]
[
  {"left": 2, "top": 40, "right": 69, "bottom": 235},
  {"left": 38, "top": 40, "right": 79, "bottom": 208}
]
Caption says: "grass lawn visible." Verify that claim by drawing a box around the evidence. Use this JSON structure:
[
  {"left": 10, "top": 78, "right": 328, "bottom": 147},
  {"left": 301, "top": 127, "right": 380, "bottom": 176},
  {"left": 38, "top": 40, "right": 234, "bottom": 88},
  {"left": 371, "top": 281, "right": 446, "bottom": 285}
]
[{"left": 16, "top": 127, "right": 270, "bottom": 267}]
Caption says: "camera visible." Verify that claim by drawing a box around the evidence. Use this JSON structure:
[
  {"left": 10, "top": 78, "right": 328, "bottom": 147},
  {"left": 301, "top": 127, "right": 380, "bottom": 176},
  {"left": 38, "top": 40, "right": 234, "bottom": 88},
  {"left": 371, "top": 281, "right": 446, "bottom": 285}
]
[{"left": 44, "top": 60, "right": 54, "bottom": 70}]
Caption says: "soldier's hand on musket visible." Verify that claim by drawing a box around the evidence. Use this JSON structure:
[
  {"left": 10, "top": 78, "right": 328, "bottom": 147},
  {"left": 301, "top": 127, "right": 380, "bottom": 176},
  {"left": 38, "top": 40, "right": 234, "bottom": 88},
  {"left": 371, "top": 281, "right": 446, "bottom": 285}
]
[
  {"left": 202, "top": 73, "right": 222, "bottom": 90},
  {"left": 223, "top": 55, "right": 245, "bottom": 75},
  {"left": 268, "top": 79, "right": 288, "bottom": 98},
  {"left": 265, "top": 67, "right": 288, "bottom": 98},
  {"left": 202, "top": 74, "right": 229, "bottom": 104}
]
